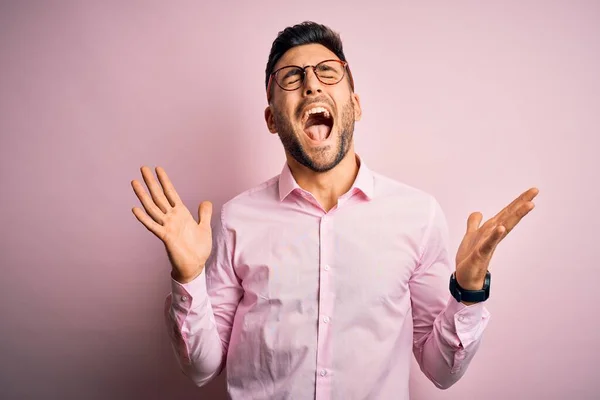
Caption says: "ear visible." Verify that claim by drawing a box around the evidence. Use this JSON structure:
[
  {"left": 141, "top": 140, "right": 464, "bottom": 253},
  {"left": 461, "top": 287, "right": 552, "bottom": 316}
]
[
  {"left": 352, "top": 92, "right": 362, "bottom": 122},
  {"left": 264, "top": 106, "right": 278, "bottom": 134}
]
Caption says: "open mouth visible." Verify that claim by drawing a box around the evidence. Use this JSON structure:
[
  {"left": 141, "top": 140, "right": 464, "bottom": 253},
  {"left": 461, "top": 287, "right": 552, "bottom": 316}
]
[{"left": 303, "top": 106, "right": 333, "bottom": 143}]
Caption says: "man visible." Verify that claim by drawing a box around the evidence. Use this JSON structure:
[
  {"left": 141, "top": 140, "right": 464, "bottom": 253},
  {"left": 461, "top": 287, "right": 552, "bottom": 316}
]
[{"left": 131, "top": 21, "right": 538, "bottom": 399}]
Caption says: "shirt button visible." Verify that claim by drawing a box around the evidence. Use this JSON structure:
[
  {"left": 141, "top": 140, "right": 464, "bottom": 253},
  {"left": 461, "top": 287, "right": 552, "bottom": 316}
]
[
  {"left": 320, "top": 369, "right": 327, "bottom": 377},
  {"left": 324, "top": 265, "right": 330, "bottom": 271},
  {"left": 323, "top": 316, "right": 330, "bottom": 323},
  {"left": 181, "top": 295, "right": 188, "bottom": 302},
  {"left": 458, "top": 315, "right": 465, "bottom": 322}
]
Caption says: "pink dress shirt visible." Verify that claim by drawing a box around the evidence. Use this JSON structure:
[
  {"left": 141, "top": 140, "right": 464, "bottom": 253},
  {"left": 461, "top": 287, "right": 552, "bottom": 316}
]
[{"left": 164, "top": 155, "right": 490, "bottom": 399}]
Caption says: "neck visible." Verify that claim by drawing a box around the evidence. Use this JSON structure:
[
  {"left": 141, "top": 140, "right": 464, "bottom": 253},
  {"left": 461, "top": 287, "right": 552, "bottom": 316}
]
[{"left": 286, "top": 144, "right": 359, "bottom": 212}]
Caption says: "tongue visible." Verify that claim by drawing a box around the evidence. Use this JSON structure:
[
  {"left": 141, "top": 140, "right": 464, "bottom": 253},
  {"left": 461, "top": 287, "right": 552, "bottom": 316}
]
[{"left": 305, "top": 124, "right": 330, "bottom": 141}]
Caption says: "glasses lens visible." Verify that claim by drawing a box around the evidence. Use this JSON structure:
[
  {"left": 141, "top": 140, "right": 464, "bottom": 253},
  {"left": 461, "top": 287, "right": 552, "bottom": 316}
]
[
  {"left": 315, "top": 60, "right": 345, "bottom": 84},
  {"left": 274, "top": 61, "right": 346, "bottom": 91},
  {"left": 276, "top": 66, "right": 304, "bottom": 90}
]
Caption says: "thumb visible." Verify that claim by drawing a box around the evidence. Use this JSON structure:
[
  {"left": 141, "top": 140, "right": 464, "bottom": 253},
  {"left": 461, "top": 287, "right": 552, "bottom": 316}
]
[
  {"left": 197, "top": 201, "right": 213, "bottom": 226},
  {"left": 466, "top": 212, "right": 483, "bottom": 233}
]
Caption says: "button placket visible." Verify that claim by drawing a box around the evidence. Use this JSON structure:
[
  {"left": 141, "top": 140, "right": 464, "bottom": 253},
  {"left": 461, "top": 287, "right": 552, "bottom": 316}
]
[{"left": 315, "top": 214, "right": 334, "bottom": 394}]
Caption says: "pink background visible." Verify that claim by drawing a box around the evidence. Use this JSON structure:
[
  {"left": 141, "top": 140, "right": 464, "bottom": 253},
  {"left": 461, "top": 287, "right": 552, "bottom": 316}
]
[{"left": 1, "top": 1, "right": 598, "bottom": 399}]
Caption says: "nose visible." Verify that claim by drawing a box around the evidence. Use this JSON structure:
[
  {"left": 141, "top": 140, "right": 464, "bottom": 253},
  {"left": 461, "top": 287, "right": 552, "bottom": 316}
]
[{"left": 302, "top": 67, "right": 323, "bottom": 97}]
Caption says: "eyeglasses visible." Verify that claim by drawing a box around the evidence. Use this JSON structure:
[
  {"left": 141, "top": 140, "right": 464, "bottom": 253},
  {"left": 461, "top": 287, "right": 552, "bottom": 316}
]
[{"left": 267, "top": 59, "right": 350, "bottom": 101}]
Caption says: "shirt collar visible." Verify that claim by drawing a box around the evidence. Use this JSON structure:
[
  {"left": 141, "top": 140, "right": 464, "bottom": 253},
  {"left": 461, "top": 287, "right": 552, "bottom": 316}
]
[{"left": 278, "top": 154, "right": 374, "bottom": 202}]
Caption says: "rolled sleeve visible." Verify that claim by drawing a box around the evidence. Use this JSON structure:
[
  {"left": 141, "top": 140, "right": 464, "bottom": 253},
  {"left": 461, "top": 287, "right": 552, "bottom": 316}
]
[{"left": 442, "top": 299, "right": 491, "bottom": 350}]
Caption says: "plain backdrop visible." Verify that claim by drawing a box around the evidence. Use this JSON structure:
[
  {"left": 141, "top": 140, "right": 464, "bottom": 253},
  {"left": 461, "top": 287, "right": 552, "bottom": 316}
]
[{"left": 1, "top": 1, "right": 598, "bottom": 399}]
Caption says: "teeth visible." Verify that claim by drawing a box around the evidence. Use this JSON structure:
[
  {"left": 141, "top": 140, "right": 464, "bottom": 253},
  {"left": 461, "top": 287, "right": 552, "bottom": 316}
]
[{"left": 305, "top": 106, "right": 330, "bottom": 120}]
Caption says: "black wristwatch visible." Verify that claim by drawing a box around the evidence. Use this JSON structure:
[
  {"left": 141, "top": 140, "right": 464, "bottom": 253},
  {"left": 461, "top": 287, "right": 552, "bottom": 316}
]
[{"left": 449, "top": 271, "right": 491, "bottom": 303}]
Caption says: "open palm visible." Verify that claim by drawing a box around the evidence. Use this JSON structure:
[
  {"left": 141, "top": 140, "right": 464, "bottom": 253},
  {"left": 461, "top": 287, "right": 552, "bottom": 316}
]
[
  {"left": 131, "top": 166, "right": 213, "bottom": 283},
  {"left": 455, "top": 187, "right": 539, "bottom": 291}
]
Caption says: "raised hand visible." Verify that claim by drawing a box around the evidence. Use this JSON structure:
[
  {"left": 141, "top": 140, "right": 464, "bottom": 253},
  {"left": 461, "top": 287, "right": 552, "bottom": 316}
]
[
  {"left": 455, "top": 187, "right": 539, "bottom": 292},
  {"left": 131, "top": 166, "right": 213, "bottom": 283}
]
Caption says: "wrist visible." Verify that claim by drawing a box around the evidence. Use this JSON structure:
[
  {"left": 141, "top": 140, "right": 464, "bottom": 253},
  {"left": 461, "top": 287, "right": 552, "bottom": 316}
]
[{"left": 171, "top": 266, "right": 204, "bottom": 284}]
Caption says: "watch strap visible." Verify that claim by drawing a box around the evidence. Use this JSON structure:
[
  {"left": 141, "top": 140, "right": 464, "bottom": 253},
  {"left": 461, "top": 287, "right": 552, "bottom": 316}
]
[{"left": 449, "top": 271, "right": 491, "bottom": 303}]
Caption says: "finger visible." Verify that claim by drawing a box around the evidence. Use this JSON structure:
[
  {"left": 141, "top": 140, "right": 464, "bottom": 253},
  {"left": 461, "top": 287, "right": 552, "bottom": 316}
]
[
  {"left": 156, "top": 166, "right": 183, "bottom": 207},
  {"left": 198, "top": 201, "right": 213, "bottom": 227},
  {"left": 499, "top": 200, "right": 536, "bottom": 234},
  {"left": 493, "top": 187, "right": 540, "bottom": 222},
  {"left": 466, "top": 212, "right": 483, "bottom": 233},
  {"left": 132, "top": 207, "right": 165, "bottom": 239},
  {"left": 141, "top": 166, "right": 172, "bottom": 213},
  {"left": 131, "top": 180, "right": 165, "bottom": 224},
  {"left": 526, "top": 187, "right": 540, "bottom": 200},
  {"left": 479, "top": 225, "right": 505, "bottom": 258}
]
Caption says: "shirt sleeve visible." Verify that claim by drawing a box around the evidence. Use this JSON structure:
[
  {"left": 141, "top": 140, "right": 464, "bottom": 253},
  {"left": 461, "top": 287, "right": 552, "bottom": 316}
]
[
  {"left": 164, "top": 207, "right": 243, "bottom": 387},
  {"left": 409, "top": 196, "right": 491, "bottom": 389}
]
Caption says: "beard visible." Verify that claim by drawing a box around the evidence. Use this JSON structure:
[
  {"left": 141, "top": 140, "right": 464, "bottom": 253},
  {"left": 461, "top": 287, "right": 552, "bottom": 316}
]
[{"left": 272, "top": 96, "right": 355, "bottom": 173}]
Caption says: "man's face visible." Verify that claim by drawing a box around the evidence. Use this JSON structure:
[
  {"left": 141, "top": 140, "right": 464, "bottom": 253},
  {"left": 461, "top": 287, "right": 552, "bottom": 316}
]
[{"left": 265, "top": 44, "right": 362, "bottom": 173}]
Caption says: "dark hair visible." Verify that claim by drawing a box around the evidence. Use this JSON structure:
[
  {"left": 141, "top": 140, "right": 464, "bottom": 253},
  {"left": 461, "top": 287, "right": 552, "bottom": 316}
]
[{"left": 265, "top": 21, "right": 354, "bottom": 94}]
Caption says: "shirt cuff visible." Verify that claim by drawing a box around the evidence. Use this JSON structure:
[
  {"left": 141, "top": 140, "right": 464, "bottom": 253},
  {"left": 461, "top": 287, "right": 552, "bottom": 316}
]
[
  {"left": 443, "top": 298, "right": 491, "bottom": 349},
  {"left": 170, "top": 268, "right": 209, "bottom": 313}
]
